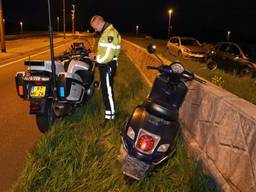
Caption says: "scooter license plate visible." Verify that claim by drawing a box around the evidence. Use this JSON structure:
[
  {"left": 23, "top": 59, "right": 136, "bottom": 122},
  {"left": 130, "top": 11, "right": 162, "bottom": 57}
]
[
  {"left": 30, "top": 86, "right": 46, "bottom": 97},
  {"left": 122, "top": 155, "right": 151, "bottom": 181}
]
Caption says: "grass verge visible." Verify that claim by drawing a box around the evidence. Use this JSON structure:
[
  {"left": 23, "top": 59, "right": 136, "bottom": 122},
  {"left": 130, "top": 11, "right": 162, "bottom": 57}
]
[
  {"left": 125, "top": 37, "right": 256, "bottom": 104},
  {"left": 14, "top": 52, "right": 220, "bottom": 192}
]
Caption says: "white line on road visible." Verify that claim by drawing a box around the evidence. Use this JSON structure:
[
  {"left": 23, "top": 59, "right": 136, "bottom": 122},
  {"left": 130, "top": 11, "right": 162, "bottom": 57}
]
[{"left": 0, "top": 44, "right": 66, "bottom": 69}]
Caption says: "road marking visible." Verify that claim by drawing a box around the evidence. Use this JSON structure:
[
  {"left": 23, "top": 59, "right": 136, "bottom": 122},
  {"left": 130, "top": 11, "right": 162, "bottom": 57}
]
[{"left": 0, "top": 44, "right": 67, "bottom": 69}]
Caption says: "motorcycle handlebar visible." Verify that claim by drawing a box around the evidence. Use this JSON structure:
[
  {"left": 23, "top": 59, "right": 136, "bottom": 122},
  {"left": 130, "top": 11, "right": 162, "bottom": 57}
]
[{"left": 147, "top": 65, "right": 207, "bottom": 84}]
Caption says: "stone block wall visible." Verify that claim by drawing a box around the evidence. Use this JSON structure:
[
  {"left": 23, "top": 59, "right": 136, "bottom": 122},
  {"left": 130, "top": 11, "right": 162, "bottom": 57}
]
[{"left": 122, "top": 39, "right": 256, "bottom": 192}]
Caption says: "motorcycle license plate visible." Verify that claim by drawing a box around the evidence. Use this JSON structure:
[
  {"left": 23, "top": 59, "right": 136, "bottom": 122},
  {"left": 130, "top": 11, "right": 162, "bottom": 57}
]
[
  {"left": 30, "top": 86, "right": 46, "bottom": 97},
  {"left": 122, "top": 155, "right": 151, "bottom": 180}
]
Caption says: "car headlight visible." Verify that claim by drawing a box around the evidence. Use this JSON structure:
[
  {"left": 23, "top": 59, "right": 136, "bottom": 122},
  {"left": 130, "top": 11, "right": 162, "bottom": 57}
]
[
  {"left": 127, "top": 126, "right": 135, "bottom": 140},
  {"left": 157, "top": 144, "right": 170, "bottom": 152}
]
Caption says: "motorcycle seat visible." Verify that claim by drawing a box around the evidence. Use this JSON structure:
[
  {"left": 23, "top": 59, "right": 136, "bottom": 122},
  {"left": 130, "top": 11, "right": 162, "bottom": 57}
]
[{"left": 143, "top": 99, "right": 178, "bottom": 121}]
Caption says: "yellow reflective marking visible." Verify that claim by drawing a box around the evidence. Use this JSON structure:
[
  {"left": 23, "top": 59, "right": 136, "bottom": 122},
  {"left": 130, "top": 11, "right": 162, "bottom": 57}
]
[{"left": 30, "top": 86, "right": 46, "bottom": 97}]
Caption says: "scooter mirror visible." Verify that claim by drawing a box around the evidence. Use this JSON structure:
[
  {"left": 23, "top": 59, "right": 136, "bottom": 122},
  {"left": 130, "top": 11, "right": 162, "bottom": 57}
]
[
  {"left": 170, "top": 62, "right": 184, "bottom": 73},
  {"left": 147, "top": 43, "right": 156, "bottom": 54}
]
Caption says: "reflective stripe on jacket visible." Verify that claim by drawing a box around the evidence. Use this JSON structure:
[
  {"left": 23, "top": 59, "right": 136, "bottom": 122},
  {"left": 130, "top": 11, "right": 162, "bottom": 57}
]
[{"left": 96, "top": 24, "right": 121, "bottom": 64}]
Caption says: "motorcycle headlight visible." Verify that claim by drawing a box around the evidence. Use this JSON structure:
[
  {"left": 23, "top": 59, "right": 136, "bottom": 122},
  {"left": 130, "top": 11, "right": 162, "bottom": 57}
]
[
  {"left": 127, "top": 126, "right": 135, "bottom": 140},
  {"left": 157, "top": 144, "right": 170, "bottom": 152}
]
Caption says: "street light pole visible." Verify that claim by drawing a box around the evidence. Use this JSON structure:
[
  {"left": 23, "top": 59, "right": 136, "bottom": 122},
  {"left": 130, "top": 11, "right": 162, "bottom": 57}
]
[
  {"left": 168, "top": 9, "right": 173, "bottom": 40},
  {"left": 63, "top": 0, "right": 66, "bottom": 39},
  {"left": 227, "top": 30, "right": 231, "bottom": 41},
  {"left": 47, "top": 0, "right": 57, "bottom": 98},
  {"left": 71, "top": 4, "right": 75, "bottom": 34},
  {"left": 20, "top": 21, "right": 23, "bottom": 33},
  {"left": 136, "top": 25, "right": 139, "bottom": 36},
  {"left": 0, "top": 0, "right": 6, "bottom": 52},
  {"left": 57, "top": 16, "right": 60, "bottom": 32}
]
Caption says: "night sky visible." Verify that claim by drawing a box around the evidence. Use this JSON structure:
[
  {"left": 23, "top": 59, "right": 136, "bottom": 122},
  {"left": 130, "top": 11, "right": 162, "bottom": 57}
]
[{"left": 3, "top": 0, "right": 256, "bottom": 43}]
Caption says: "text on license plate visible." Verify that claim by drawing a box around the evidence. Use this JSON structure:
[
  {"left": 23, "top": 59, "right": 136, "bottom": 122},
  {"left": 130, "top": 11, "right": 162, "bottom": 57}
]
[{"left": 30, "top": 86, "right": 46, "bottom": 97}]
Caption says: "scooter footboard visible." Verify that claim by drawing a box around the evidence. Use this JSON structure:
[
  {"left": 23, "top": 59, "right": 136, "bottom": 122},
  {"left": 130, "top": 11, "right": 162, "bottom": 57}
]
[{"left": 57, "top": 72, "right": 85, "bottom": 103}]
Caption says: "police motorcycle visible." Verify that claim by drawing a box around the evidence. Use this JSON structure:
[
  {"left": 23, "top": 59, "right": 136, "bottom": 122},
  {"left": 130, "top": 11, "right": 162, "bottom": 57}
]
[
  {"left": 15, "top": 1, "right": 97, "bottom": 133},
  {"left": 120, "top": 44, "right": 206, "bottom": 181},
  {"left": 15, "top": 49, "right": 96, "bottom": 133}
]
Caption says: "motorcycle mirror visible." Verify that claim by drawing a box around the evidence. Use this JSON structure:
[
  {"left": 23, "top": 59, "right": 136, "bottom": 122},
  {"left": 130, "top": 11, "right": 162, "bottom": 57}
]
[{"left": 147, "top": 43, "right": 156, "bottom": 54}]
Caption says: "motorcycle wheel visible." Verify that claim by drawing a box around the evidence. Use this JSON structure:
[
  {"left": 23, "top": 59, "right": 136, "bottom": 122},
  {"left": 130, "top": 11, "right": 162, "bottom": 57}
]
[{"left": 36, "top": 99, "right": 56, "bottom": 133}]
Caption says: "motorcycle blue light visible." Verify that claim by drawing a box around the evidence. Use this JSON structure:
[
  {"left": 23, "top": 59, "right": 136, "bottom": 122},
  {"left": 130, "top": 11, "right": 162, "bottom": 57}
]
[{"left": 60, "top": 87, "right": 65, "bottom": 97}]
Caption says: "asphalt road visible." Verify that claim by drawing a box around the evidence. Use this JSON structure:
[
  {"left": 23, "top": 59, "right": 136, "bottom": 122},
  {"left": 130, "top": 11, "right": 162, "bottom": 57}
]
[{"left": 0, "top": 38, "right": 74, "bottom": 192}]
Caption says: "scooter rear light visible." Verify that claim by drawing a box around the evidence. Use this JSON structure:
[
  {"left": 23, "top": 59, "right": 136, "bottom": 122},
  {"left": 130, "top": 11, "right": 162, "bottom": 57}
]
[{"left": 136, "top": 135, "right": 154, "bottom": 152}]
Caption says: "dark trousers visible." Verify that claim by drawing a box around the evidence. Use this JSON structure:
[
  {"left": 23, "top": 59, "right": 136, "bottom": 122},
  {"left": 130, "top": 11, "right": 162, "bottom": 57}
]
[{"left": 98, "top": 61, "right": 117, "bottom": 120}]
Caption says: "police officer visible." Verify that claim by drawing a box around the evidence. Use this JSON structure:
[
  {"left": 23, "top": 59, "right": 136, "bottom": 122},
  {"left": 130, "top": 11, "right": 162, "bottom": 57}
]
[{"left": 89, "top": 15, "right": 121, "bottom": 127}]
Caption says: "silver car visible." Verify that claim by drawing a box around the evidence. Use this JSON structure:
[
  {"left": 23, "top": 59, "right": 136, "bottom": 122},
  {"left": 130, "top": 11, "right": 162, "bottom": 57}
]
[{"left": 167, "top": 36, "right": 208, "bottom": 60}]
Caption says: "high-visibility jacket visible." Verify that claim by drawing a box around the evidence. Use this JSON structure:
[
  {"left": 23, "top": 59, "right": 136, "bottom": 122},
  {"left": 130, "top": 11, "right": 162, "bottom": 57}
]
[{"left": 96, "top": 23, "right": 121, "bottom": 64}]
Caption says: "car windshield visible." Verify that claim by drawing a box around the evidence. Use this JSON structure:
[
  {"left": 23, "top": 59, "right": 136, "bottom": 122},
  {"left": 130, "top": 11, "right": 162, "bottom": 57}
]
[
  {"left": 239, "top": 43, "right": 256, "bottom": 61},
  {"left": 181, "top": 39, "right": 200, "bottom": 46}
]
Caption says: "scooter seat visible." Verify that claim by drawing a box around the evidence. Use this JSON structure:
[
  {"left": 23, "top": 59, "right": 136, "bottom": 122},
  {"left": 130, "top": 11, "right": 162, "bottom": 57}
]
[{"left": 144, "top": 99, "right": 178, "bottom": 121}]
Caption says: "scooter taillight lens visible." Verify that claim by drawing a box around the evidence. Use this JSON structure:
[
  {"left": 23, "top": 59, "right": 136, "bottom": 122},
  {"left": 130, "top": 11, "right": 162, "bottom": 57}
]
[{"left": 136, "top": 135, "right": 154, "bottom": 152}]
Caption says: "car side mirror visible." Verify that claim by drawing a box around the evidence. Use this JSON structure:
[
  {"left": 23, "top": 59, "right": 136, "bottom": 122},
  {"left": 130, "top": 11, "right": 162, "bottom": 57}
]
[{"left": 147, "top": 43, "right": 156, "bottom": 54}]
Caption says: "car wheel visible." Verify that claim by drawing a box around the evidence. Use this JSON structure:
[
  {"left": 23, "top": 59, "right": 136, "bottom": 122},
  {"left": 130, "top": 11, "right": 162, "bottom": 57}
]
[
  {"left": 207, "top": 61, "right": 218, "bottom": 71},
  {"left": 178, "top": 51, "right": 183, "bottom": 58},
  {"left": 238, "top": 67, "right": 252, "bottom": 77}
]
